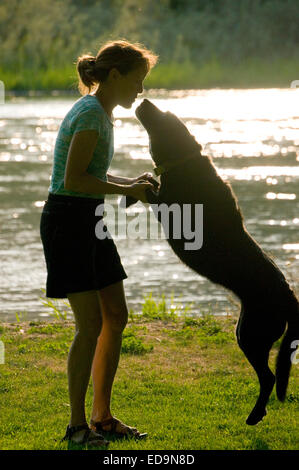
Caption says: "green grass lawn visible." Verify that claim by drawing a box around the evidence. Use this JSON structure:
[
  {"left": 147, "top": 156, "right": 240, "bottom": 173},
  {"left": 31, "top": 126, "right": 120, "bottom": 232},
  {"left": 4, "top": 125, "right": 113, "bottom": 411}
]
[{"left": 0, "top": 295, "right": 298, "bottom": 450}]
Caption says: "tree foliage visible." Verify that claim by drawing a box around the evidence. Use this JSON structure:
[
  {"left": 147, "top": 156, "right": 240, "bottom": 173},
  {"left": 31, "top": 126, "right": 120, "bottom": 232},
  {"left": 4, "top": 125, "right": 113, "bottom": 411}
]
[{"left": 0, "top": 0, "right": 298, "bottom": 74}]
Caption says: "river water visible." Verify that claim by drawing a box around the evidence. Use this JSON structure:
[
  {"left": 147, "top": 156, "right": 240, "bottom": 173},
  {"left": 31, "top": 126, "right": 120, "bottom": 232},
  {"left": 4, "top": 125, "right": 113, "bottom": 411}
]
[{"left": 0, "top": 88, "right": 298, "bottom": 321}]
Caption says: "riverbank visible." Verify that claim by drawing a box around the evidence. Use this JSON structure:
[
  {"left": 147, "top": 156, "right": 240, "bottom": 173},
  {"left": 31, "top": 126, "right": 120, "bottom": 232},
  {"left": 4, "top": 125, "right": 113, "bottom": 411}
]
[
  {"left": 1, "top": 58, "right": 298, "bottom": 93},
  {"left": 0, "top": 304, "right": 298, "bottom": 450}
]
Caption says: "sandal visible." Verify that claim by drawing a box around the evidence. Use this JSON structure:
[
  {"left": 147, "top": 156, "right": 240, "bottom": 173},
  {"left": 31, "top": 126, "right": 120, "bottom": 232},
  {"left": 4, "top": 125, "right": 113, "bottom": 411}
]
[
  {"left": 61, "top": 423, "right": 109, "bottom": 447},
  {"left": 90, "top": 417, "right": 147, "bottom": 440}
]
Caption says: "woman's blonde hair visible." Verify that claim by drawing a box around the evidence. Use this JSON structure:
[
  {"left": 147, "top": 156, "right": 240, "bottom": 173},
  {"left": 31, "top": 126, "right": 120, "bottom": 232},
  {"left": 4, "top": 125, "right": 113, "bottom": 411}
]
[{"left": 76, "top": 39, "right": 158, "bottom": 95}]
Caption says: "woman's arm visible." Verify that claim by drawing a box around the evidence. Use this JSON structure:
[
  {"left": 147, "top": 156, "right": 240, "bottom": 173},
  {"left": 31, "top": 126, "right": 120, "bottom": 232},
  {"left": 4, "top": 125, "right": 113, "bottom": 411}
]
[
  {"left": 107, "top": 173, "right": 134, "bottom": 185},
  {"left": 64, "top": 130, "right": 154, "bottom": 201},
  {"left": 107, "top": 172, "right": 158, "bottom": 186}
]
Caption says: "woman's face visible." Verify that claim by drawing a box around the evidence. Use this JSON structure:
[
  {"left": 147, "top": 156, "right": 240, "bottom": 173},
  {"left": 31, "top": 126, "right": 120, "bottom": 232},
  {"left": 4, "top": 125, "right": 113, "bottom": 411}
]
[{"left": 113, "top": 64, "right": 148, "bottom": 108}]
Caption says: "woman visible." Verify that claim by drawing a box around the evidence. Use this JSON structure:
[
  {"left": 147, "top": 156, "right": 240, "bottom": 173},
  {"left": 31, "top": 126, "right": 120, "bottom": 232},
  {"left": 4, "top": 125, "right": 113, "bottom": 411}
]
[{"left": 40, "top": 40, "right": 158, "bottom": 447}]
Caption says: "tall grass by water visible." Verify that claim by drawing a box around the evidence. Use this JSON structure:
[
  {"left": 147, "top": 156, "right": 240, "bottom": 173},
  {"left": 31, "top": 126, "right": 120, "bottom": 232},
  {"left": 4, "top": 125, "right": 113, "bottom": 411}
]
[{"left": 2, "top": 58, "right": 299, "bottom": 93}]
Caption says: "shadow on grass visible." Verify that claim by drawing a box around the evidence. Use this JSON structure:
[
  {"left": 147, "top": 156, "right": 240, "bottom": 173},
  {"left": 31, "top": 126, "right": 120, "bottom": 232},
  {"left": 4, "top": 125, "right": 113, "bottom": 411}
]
[
  {"left": 63, "top": 432, "right": 147, "bottom": 450},
  {"left": 65, "top": 440, "right": 108, "bottom": 451},
  {"left": 249, "top": 438, "right": 270, "bottom": 450}
]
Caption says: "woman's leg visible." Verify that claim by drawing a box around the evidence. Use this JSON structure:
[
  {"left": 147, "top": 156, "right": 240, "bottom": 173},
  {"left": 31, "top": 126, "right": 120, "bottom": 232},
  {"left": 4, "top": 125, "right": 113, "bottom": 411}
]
[
  {"left": 67, "top": 289, "right": 102, "bottom": 427},
  {"left": 90, "top": 281, "right": 129, "bottom": 424}
]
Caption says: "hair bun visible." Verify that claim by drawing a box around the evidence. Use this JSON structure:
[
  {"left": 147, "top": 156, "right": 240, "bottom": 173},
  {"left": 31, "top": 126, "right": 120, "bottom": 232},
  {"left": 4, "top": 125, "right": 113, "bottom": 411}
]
[
  {"left": 77, "top": 40, "right": 158, "bottom": 96},
  {"left": 78, "top": 55, "right": 95, "bottom": 66}
]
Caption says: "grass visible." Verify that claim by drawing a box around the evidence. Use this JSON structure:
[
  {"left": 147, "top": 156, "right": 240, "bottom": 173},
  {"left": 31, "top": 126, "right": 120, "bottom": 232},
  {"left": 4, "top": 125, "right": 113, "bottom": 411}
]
[
  {"left": 2, "top": 57, "right": 299, "bottom": 93},
  {"left": 0, "top": 293, "right": 298, "bottom": 450},
  {"left": 146, "top": 57, "right": 299, "bottom": 89}
]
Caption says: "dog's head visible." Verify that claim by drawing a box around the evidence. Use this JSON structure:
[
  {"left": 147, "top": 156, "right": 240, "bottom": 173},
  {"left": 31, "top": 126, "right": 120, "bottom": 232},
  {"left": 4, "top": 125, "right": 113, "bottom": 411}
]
[{"left": 135, "top": 99, "right": 200, "bottom": 165}]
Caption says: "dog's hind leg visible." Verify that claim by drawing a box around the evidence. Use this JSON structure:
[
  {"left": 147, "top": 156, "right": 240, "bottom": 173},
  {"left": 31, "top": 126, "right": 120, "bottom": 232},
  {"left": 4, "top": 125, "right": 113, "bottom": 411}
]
[
  {"left": 237, "top": 334, "right": 275, "bottom": 425},
  {"left": 245, "top": 349, "right": 275, "bottom": 425}
]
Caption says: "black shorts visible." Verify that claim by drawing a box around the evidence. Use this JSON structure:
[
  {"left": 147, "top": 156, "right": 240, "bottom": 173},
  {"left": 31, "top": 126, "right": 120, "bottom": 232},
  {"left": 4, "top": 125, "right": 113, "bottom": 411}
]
[{"left": 40, "top": 193, "right": 128, "bottom": 298}]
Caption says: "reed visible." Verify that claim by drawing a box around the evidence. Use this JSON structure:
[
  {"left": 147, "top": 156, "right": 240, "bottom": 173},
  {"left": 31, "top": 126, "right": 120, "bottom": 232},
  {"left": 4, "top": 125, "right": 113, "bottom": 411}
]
[{"left": 2, "top": 58, "right": 298, "bottom": 93}]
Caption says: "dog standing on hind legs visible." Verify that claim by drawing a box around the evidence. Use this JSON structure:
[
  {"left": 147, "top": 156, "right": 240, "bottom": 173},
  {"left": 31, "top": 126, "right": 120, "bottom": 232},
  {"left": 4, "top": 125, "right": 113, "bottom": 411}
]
[
  {"left": 236, "top": 283, "right": 299, "bottom": 425},
  {"left": 127, "top": 98, "right": 299, "bottom": 425}
]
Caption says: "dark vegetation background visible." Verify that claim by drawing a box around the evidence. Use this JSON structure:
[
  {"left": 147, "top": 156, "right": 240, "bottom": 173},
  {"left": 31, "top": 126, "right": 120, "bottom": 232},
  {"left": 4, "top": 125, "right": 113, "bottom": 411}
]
[{"left": 1, "top": 0, "right": 299, "bottom": 90}]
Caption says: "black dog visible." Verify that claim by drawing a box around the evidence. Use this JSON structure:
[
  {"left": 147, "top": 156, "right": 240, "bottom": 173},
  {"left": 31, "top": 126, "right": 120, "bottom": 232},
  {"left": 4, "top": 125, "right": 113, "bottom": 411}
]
[{"left": 126, "top": 98, "right": 299, "bottom": 425}]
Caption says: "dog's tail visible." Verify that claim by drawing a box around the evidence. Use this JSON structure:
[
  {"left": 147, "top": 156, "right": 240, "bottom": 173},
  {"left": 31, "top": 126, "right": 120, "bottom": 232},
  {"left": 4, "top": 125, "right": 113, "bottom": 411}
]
[{"left": 275, "top": 294, "right": 299, "bottom": 402}]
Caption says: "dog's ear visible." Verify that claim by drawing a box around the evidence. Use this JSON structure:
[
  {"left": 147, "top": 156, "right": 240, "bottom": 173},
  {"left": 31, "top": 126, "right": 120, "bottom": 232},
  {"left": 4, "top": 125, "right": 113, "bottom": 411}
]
[
  {"left": 146, "top": 176, "right": 160, "bottom": 191},
  {"left": 119, "top": 181, "right": 160, "bottom": 209},
  {"left": 145, "top": 187, "right": 159, "bottom": 205}
]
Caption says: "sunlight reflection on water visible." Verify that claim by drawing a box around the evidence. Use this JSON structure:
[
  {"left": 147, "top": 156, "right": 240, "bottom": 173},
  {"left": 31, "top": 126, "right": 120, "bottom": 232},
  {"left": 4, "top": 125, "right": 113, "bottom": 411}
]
[{"left": 0, "top": 88, "right": 298, "bottom": 320}]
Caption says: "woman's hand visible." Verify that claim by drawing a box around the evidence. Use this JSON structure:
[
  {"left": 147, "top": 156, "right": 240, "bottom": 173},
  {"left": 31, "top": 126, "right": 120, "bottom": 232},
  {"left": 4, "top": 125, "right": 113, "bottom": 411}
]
[
  {"left": 126, "top": 181, "right": 156, "bottom": 203},
  {"left": 134, "top": 172, "right": 156, "bottom": 185},
  {"left": 107, "top": 172, "right": 158, "bottom": 187},
  {"left": 134, "top": 172, "right": 160, "bottom": 192}
]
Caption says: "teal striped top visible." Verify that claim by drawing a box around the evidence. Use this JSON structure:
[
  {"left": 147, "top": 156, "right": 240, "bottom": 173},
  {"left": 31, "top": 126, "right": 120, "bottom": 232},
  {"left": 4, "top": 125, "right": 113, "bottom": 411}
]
[{"left": 49, "top": 94, "right": 114, "bottom": 199}]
